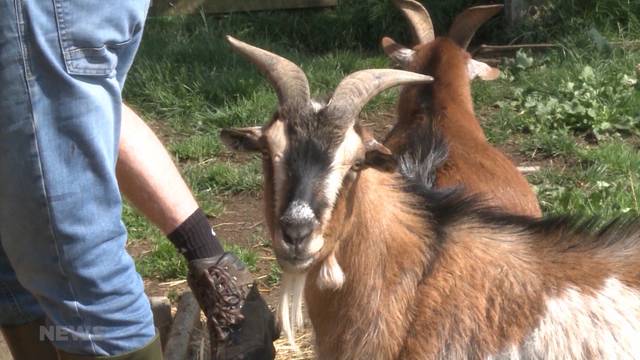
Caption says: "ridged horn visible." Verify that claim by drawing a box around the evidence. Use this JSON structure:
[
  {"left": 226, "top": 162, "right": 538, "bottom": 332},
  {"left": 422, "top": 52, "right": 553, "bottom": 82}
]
[
  {"left": 393, "top": 0, "right": 435, "bottom": 44},
  {"left": 325, "top": 69, "right": 433, "bottom": 126},
  {"left": 226, "top": 36, "right": 311, "bottom": 113},
  {"left": 448, "top": 5, "right": 503, "bottom": 50}
]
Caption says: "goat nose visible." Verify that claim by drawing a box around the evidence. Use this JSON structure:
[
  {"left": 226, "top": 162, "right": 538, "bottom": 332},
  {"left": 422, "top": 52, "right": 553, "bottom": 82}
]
[
  {"left": 280, "top": 200, "right": 317, "bottom": 245},
  {"left": 280, "top": 220, "right": 316, "bottom": 245}
]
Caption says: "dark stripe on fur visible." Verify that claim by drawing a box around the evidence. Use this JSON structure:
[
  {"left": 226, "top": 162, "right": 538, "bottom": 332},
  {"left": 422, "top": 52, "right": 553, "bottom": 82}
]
[{"left": 395, "top": 119, "right": 640, "bottom": 255}]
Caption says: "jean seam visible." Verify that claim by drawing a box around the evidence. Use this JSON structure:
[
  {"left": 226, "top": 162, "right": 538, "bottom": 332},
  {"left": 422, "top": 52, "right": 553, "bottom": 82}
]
[
  {"left": 14, "top": 0, "right": 98, "bottom": 353},
  {"left": 52, "top": 0, "right": 69, "bottom": 72},
  {"left": 65, "top": 37, "right": 135, "bottom": 56}
]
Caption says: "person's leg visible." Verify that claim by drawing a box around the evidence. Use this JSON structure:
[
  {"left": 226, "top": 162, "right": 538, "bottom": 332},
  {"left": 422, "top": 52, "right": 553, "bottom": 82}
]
[
  {"left": 0, "top": 240, "right": 44, "bottom": 327},
  {"left": 0, "top": 0, "right": 155, "bottom": 356},
  {"left": 0, "top": 239, "right": 57, "bottom": 359}
]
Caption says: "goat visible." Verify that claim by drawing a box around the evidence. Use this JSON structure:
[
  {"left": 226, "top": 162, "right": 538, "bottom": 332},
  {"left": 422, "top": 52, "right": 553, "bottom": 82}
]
[
  {"left": 220, "top": 35, "right": 433, "bottom": 344},
  {"left": 222, "top": 36, "right": 640, "bottom": 360},
  {"left": 382, "top": 0, "right": 541, "bottom": 217}
]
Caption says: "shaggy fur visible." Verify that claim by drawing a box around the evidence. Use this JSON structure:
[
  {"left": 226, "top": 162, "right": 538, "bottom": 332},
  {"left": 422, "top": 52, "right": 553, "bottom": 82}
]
[{"left": 302, "top": 128, "right": 640, "bottom": 359}]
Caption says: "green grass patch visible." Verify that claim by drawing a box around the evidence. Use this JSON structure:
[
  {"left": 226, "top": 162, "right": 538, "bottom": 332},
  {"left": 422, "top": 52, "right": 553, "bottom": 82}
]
[
  {"left": 530, "top": 141, "right": 640, "bottom": 217},
  {"left": 170, "top": 133, "right": 222, "bottom": 162},
  {"left": 224, "top": 244, "right": 259, "bottom": 273},
  {"left": 137, "top": 240, "right": 261, "bottom": 281},
  {"left": 184, "top": 160, "right": 262, "bottom": 195},
  {"left": 132, "top": 198, "right": 265, "bottom": 281},
  {"left": 137, "top": 239, "right": 188, "bottom": 280}
]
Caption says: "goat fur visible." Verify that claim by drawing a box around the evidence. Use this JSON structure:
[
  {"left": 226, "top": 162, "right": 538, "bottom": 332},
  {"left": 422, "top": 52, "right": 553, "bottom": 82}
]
[
  {"left": 302, "top": 128, "right": 640, "bottom": 359},
  {"left": 384, "top": 37, "right": 542, "bottom": 217}
]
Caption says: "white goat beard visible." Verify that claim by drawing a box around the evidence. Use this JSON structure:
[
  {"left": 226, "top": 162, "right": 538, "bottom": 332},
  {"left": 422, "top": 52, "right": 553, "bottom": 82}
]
[
  {"left": 278, "top": 272, "right": 306, "bottom": 349},
  {"left": 316, "top": 251, "right": 345, "bottom": 290}
]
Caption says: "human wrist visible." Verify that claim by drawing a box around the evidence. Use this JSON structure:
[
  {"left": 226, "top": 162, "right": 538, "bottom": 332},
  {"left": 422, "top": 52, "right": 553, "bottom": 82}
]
[{"left": 167, "top": 208, "right": 224, "bottom": 261}]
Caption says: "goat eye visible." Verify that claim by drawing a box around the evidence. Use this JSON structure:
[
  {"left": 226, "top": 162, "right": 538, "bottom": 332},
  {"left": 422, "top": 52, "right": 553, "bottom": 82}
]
[{"left": 351, "top": 160, "right": 364, "bottom": 172}]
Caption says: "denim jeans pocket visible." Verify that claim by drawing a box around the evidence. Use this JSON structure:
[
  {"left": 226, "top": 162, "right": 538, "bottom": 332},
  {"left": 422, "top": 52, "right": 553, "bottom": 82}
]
[{"left": 52, "top": 0, "right": 150, "bottom": 77}]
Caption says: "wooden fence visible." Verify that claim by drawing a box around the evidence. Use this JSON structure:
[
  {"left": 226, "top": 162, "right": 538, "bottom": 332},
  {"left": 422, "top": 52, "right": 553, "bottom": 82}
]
[{"left": 150, "top": 0, "right": 337, "bottom": 16}]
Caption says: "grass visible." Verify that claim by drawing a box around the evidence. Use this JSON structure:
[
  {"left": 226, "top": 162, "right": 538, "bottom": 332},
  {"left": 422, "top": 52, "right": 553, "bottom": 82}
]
[
  {"left": 136, "top": 235, "right": 262, "bottom": 280},
  {"left": 125, "top": 1, "right": 640, "bottom": 282},
  {"left": 475, "top": 45, "right": 640, "bottom": 218}
]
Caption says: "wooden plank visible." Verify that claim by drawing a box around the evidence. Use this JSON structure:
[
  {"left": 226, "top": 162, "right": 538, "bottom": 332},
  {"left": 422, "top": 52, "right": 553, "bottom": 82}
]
[
  {"left": 164, "top": 292, "right": 202, "bottom": 360},
  {"left": 151, "top": 0, "right": 337, "bottom": 16}
]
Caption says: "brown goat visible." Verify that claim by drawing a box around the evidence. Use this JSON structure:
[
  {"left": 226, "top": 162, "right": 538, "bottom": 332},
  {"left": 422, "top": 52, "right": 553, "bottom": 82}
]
[
  {"left": 383, "top": 0, "right": 541, "bottom": 217},
  {"left": 222, "top": 36, "right": 640, "bottom": 360}
]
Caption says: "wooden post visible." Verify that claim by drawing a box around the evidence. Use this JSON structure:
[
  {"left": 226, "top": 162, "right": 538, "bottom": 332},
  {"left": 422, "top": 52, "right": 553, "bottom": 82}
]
[
  {"left": 504, "top": 0, "right": 526, "bottom": 27},
  {"left": 163, "top": 292, "right": 202, "bottom": 360},
  {"left": 149, "top": 296, "right": 173, "bottom": 350}
]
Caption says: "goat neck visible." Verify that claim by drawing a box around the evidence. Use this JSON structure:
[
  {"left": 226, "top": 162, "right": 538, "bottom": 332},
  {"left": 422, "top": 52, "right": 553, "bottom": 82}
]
[
  {"left": 409, "top": 39, "right": 484, "bottom": 139},
  {"left": 304, "top": 168, "right": 431, "bottom": 359}
]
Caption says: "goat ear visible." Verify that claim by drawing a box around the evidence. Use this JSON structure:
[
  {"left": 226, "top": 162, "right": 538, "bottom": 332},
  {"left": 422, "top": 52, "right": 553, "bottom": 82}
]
[
  {"left": 364, "top": 138, "right": 397, "bottom": 172},
  {"left": 220, "top": 127, "right": 263, "bottom": 152},
  {"left": 381, "top": 37, "right": 415, "bottom": 69},
  {"left": 467, "top": 58, "right": 500, "bottom": 81}
]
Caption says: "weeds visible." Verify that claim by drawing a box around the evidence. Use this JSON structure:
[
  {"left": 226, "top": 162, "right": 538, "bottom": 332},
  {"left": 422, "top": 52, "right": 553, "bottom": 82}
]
[
  {"left": 499, "top": 51, "right": 640, "bottom": 139},
  {"left": 267, "top": 263, "right": 282, "bottom": 287}
]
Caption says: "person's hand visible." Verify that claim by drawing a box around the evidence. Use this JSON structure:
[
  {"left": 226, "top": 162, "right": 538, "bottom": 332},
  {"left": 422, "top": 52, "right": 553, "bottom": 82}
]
[{"left": 187, "top": 252, "right": 279, "bottom": 360}]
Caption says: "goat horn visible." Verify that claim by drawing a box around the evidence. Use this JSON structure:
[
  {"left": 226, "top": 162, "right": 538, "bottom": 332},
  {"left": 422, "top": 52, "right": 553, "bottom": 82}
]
[
  {"left": 325, "top": 69, "right": 433, "bottom": 126},
  {"left": 227, "top": 36, "right": 311, "bottom": 113},
  {"left": 448, "top": 5, "right": 504, "bottom": 50},
  {"left": 393, "top": 0, "right": 435, "bottom": 44}
]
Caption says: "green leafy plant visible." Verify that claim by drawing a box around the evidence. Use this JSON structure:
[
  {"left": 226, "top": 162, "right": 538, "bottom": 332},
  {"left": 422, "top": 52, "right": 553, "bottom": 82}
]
[{"left": 501, "top": 60, "right": 639, "bottom": 139}]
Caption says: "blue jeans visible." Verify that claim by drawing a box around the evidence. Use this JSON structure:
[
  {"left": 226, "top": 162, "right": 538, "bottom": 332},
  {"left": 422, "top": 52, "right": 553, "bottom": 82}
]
[{"left": 0, "top": 0, "right": 155, "bottom": 356}]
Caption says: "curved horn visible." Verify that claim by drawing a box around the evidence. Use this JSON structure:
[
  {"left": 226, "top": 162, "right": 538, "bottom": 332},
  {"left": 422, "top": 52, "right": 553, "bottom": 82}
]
[
  {"left": 393, "top": 0, "right": 435, "bottom": 44},
  {"left": 448, "top": 5, "right": 503, "bottom": 50},
  {"left": 325, "top": 69, "right": 433, "bottom": 126},
  {"left": 227, "top": 36, "right": 311, "bottom": 112}
]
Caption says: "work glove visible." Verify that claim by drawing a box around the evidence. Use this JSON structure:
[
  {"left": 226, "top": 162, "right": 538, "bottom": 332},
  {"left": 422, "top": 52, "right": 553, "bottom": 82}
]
[{"left": 187, "top": 252, "right": 279, "bottom": 360}]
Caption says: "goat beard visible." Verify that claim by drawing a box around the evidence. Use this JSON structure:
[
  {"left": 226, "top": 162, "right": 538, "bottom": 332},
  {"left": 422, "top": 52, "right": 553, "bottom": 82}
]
[
  {"left": 278, "top": 271, "right": 306, "bottom": 349},
  {"left": 278, "top": 250, "right": 345, "bottom": 348}
]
